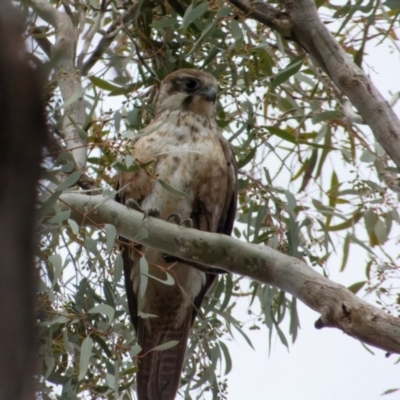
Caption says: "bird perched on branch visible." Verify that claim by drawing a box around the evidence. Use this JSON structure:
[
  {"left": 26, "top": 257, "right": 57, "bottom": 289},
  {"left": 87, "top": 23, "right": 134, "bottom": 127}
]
[{"left": 116, "top": 69, "right": 237, "bottom": 400}]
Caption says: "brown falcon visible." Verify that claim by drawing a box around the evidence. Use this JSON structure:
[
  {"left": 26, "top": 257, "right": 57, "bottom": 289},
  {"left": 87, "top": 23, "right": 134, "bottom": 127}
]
[{"left": 116, "top": 69, "right": 237, "bottom": 400}]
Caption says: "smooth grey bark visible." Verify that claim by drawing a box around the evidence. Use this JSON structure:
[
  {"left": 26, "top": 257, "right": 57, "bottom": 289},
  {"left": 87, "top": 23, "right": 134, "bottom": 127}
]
[
  {"left": 31, "top": 0, "right": 87, "bottom": 171},
  {"left": 0, "top": 5, "right": 48, "bottom": 399},
  {"left": 61, "top": 193, "right": 400, "bottom": 355}
]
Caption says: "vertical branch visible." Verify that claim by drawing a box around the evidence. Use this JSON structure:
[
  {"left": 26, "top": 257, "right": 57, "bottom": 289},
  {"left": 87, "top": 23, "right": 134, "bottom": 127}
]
[
  {"left": 0, "top": 3, "right": 48, "bottom": 399},
  {"left": 278, "top": 0, "right": 400, "bottom": 171},
  {"left": 31, "top": 0, "right": 87, "bottom": 170}
]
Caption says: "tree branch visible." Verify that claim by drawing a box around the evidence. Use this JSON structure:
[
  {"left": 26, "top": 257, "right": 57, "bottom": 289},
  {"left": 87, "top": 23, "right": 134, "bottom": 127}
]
[
  {"left": 0, "top": 4, "right": 48, "bottom": 398},
  {"left": 81, "top": 2, "right": 141, "bottom": 76},
  {"left": 30, "top": 25, "right": 53, "bottom": 58},
  {"left": 61, "top": 193, "right": 400, "bottom": 355},
  {"left": 229, "top": 0, "right": 293, "bottom": 39},
  {"left": 31, "top": 0, "right": 87, "bottom": 170},
  {"left": 77, "top": 7, "right": 104, "bottom": 70},
  {"left": 229, "top": 0, "right": 400, "bottom": 171},
  {"left": 279, "top": 0, "right": 400, "bottom": 171}
]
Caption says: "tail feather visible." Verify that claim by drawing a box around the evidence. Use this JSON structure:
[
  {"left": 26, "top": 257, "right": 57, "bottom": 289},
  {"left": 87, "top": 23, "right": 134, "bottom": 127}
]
[{"left": 136, "top": 303, "right": 193, "bottom": 400}]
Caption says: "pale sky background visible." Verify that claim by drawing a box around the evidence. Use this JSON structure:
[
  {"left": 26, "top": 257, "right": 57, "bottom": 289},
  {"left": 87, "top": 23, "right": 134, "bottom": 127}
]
[{"left": 224, "top": 33, "right": 400, "bottom": 400}]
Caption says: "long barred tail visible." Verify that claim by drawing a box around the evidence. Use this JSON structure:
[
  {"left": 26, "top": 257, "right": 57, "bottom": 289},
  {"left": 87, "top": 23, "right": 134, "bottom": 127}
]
[{"left": 136, "top": 306, "right": 193, "bottom": 400}]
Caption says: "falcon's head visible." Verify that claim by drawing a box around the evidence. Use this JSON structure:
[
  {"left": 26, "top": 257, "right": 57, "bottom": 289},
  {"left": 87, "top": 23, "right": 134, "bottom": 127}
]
[{"left": 156, "top": 69, "right": 218, "bottom": 117}]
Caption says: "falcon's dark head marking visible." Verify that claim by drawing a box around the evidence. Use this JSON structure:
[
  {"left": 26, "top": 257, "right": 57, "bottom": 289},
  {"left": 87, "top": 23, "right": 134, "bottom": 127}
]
[{"left": 156, "top": 69, "right": 218, "bottom": 117}]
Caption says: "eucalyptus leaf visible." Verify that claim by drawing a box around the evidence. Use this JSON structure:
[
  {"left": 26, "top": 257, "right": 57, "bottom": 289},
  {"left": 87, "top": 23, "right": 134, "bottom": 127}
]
[
  {"left": 56, "top": 171, "right": 81, "bottom": 192},
  {"left": 67, "top": 218, "right": 79, "bottom": 235},
  {"left": 48, "top": 254, "right": 62, "bottom": 288},
  {"left": 104, "top": 224, "right": 117, "bottom": 253},
  {"left": 182, "top": 2, "right": 209, "bottom": 30},
  {"left": 88, "top": 304, "right": 115, "bottom": 327},
  {"left": 152, "top": 340, "right": 179, "bottom": 352},
  {"left": 78, "top": 337, "right": 93, "bottom": 381}
]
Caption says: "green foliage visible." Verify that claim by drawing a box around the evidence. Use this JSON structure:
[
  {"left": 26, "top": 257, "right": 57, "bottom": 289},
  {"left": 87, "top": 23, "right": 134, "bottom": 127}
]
[{"left": 24, "top": 0, "right": 400, "bottom": 397}]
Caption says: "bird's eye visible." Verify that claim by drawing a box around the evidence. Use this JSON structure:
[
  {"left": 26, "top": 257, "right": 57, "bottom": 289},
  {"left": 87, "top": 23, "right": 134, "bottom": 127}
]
[{"left": 185, "top": 79, "right": 200, "bottom": 91}]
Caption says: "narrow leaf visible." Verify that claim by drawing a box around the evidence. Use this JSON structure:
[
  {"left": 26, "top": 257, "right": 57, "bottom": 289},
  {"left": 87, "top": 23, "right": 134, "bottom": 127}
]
[
  {"left": 220, "top": 274, "right": 233, "bottom": 312},
  {"left": 88, "top": 304, "right": 115, "bottom": 327},
  {"left": 289, "top": 296, "right": 300, "bottom": 342},
  {"left": 90, "top": 76, "right": 121, "bottom": 91},
  {"left": 78, "top": 337, "right": 93, "bottom": 381},
  {"left": 374, "top": 218, "right": 387, "bottom": 244},
  {"left": 237, "top": 147, "right": 256, "bottom": 168},
  {"left": 141, "top": 270, "right": 175, "bottom": 285},
  {"left": 218, "top": 341, "right": 232, "bottom": 375},
  {"left": 381, "top": 388, "right": 400, "bottom": 396},
  {"left": 270, "top": 54, "right": 305, "bottom": 89},
  {"left": 276, "top": 325, "right": 289, "bottom": 348},
  {"left": 67, "top": 115, "right": 87, "bottom": 141},
  {"left": 139, "top": 257, "right": 149, "bottom": 299},
  {"left": 312, "top": 111, "right": 342, "bottom": 124},
  {"left": 152, "top": 340, "right": 179, "bottom": 352},
  {"left": 150, "top": 18, "right": 178, "bottom": 29},
  {"left": 348, "top": 281, "right": 366, "bottom": 294},
  {"left": 232, "top": 323, "right": 254, "bottom": 350},
  {"left": 327, "top": 211, "right": 363, "bottom": 231},
  {"left": 48, "top": 254, "right": 62, "bottom": 288},
  {"left": 114, "top": 253, "right": 123, "bottom": 285},
  {"left": 266, "top": 126, "right": 296, "bottom": 143},
  {"left": 104, "top": 224, "right": 117, "bottom": 253},
  {"left": 106, "top": 373, "right": 115, "bottom": 389},
  {"left": 130, "top": 344, "right": 142, "bottom": 357},
  {"left": 158, "top": 179, "right": 187, "bottom": 197},
  {"left": 54, "top": 85, "right": 84, "bottom": 110},
  {"left": 49, "top": 210, "right": 71, "bottom": 224},
  {"left": 349, "top": 234, "right": 376, "bottom": 255},
  {"left": 138, "top": 311, "right": 158, "bottom": 318},
  {"left": 56, "top": 171, "right": 81, "bottom": 192},
  {"left": 182, "top": 2, "right": 209, "bottom": 30},
  {"left": 38, "top": 191, "right": 61, "bottom": 220},
  {"left": 230, "top": 19, "right": 242, "bottom": 40},
  {"left": 187, "top": 21, "right": 216, "bottom": 57},
  {"left": 299, "top": 148, "right": 318, "bottom": 192},
  {"left": 340, "top": 234, "right": 351, "bottom": 271},
  {"left": 67, "top": 218, "right": 79, "bottom": 235},
  {"left": 136, "top": 228, "right": 149, "bottom": 241}
]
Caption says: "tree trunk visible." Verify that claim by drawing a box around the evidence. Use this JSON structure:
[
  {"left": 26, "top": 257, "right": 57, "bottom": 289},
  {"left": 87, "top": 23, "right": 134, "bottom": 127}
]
[{"left": 0, "top": 4, "right": 48, "bottom": 399}]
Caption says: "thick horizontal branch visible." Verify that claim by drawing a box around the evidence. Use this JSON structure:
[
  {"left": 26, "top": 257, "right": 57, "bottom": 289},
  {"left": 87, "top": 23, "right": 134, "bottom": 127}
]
[{"left": 61, "top": 193, "right": 400, "bottom": 355}]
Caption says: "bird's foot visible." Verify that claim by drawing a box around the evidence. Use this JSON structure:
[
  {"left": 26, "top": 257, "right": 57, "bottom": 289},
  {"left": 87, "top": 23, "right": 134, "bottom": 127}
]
[
  {"left": 163, "top": 214, "right": 192, "bottom": 262},
  {"left": 125, "top": 199, "right": 159, "bottom": 220},
  {"left": 143, "top": 208, "right": 160, "bottom": 220},
  {"left": 125, "top": 198, "right": 141, "bottom": 211},
  {"left": 162, "top": 253, "right": 178, "bottom": 264},
  {"left": 167, "top": 213, "right": 193, "bottom": 228}
]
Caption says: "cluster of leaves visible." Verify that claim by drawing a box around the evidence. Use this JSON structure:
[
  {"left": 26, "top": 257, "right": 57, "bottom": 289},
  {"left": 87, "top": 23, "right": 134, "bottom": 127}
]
[{"left": 22, "top": 0, "right": 400, "bottom": 398}]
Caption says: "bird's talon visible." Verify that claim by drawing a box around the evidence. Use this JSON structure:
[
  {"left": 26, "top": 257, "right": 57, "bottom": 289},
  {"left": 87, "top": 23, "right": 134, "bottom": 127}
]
[
  {"left": 162, "top": 253, "right": 178, "bottom": 263},
  {"left": 167, "top": 213, "right": 182, "bottom": 224},
  {"left": 125, "top": 199, "right": 141, "bottom": 211},
  {"left": 167, "top": 213, "right": 192, "bottom": 227},
  {"left": 179, "top": 218, "right": 193, "bottom": 228},
  {"left": 143, "top": 208, "right": 160, "bottom": 220}
]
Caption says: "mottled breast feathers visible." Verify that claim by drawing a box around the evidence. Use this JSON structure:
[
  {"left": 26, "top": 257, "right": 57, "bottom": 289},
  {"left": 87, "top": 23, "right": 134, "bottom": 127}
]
[{"left": 116, "top": 69, "right": 237, "bottom": 400}]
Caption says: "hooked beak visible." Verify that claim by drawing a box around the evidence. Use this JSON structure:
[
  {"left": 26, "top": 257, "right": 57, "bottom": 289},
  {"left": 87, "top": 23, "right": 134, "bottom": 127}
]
[{"left": 198, "top": 85, "right": 217, "bottom": 104}]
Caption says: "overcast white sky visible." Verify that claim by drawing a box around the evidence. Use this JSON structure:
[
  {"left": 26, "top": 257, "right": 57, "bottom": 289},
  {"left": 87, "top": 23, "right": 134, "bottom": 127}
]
[{"left": 223, "top": 30, "right": 400, "bottom": 400}]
